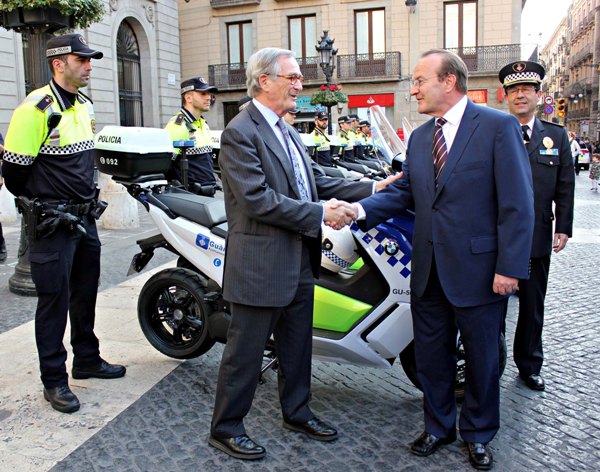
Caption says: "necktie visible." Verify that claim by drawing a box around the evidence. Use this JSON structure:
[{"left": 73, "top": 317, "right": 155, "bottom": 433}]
[
  {"left": 276, "top": 118, "right": 310, "bottom": 201},
  {"left": 521, "top": 125, "right": 530, "bottom": 145},
  {"left": 432, "top": 117, "right": 448, "bottom": 184}
]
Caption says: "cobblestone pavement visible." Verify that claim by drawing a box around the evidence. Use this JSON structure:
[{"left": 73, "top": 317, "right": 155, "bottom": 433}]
[{"left": 2, "top": 175, "right": 599, "bottom": 471}]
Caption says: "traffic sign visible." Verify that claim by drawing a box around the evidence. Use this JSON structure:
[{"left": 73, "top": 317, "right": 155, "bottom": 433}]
[
  {"left": 544, "top": 96, "right": 554, "bottom": 105},
  {"left": 544, "top": 105, "right": 554, "bottom": 115}
]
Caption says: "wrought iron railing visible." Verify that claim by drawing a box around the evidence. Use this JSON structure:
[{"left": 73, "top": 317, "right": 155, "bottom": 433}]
[
  {"left": 210, "top": 0, "right": 260, "bottom": 8},
  {"left": 336, "top": 52, "right": 401, "bottom": 80},
  {"left": 446, "top": 44, "right": 521, "bottom": 72}
]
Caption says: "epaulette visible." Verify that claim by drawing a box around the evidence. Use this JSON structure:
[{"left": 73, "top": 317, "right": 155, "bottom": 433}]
[
  {"left": 175, "top": 113, "right": 185, "bottom": 125},
  {"left": 541, "top": 119, "right": 564, "bottom": 128},
  {"left": 35, "top": 95, "right": 54, "bottom": 112},
  {"left": 77, "top": 90, "right": 93, "bottom": 104}
]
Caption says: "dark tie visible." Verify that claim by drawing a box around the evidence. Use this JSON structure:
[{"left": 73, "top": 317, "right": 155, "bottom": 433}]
[
  {"left": 521, "top": 125, "right": 530, "bottom": 145},
  {"left": 276, "top": 118, "right": 310, "bottom": 201},
  {"left": 433, "top": 117, "right": 448, "bottom": 184}
]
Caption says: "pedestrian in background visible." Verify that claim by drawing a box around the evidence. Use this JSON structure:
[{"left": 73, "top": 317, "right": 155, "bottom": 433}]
[
  {"left": 500, "top": 60, "right": 575, "bottom": 392},
  {"left": 569, "top": 131, "right": 581, "bottom": 175},
  {"left": 590, "top": 153, "right": 600, "bottom": 191},
  {"left": 2, "top": 34, "right": 125, "bottom": 414},
  {"left": 353, "top": 49, "right": 534, "bottom": 470}
]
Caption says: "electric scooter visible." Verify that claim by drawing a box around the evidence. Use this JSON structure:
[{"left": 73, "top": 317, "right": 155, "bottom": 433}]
[{"left": 93, "top": 112, "right": 505, "bottom": 397}]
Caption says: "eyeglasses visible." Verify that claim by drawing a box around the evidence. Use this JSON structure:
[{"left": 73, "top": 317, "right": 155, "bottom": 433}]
[
  {"left": 410, "top": 76, "right": 437, "bottom": 89},
  {"left": 275, "top": 74, "right": 305, "bottom": 85},
  {"left": 507, "top": 85, "right": 538, "bottom": 96}
]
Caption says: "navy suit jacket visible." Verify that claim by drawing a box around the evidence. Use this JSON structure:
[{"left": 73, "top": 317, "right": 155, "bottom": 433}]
[{"left": 359, "top": 100, "right": 534, "bottom": 307}]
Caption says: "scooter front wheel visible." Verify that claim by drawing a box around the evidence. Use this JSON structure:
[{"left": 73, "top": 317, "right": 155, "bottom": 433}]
[
  {"left": 138, "top": 268, "right": 215, "bottom": 359},
  {"left": 399, "top": 333, "right": 507, "bottom": 400}
]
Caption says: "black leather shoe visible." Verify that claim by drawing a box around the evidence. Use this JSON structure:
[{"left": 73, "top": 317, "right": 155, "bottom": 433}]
[
  {"left": 72, "top": 360, "right": 126, "bottom": 379},
  {"left": 43, "top": 385, "right": 80, "bottom": 413},
  {"left": 410, "top": 431, "right": 456, "bottom": 456},
  {"left": 208, "top": 434, "right": 266, "bottom": 460},
  {"left": 283, "top": 417, "right": 338, "bottom": 441},
  {"left": 467, "top": 442, "right": 493, "bottom": 470},
  {"left": 521, "top": 373, "right": 545, "bottom": 391}
]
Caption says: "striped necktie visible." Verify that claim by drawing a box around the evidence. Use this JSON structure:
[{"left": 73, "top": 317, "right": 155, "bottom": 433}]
[
  {"left": 521, "top": 125, "right": 530, "bottom": 145},
  {"left": 433, "top": 117, "right": 448, "bottom": 184},
  {"left": 276, "top": 118, "right": 310, "bottom": 201}
]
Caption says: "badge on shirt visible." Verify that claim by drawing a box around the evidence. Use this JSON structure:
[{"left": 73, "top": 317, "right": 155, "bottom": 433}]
[
  {"left": 540, "top": 149, "right": 558, "bottom": 156},
  {"left": 543, "top": 137, "right": 554, "bottom": 149}
]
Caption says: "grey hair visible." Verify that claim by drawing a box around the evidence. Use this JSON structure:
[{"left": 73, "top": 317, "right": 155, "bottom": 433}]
[
  {"left": 421, "top": 49, "right": 469, "bottom": 94},
  {"left": 246, "top": 47, "right": 295, "bottom": 98}
]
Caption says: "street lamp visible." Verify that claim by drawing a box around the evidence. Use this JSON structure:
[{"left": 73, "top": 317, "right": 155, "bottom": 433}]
[
  {"left": 405, "top": 0, "right": 417, "bottom": 14},
  {"left": 315, "top": 30, "right": 337, "bottom": 134}
]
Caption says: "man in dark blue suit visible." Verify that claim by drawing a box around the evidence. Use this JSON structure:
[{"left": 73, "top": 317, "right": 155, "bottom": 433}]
[
  {"left": 354, "top": 49, "right": 534, "bottom": 470},
  {"left": 500, "top": 61, "right": 575, "bottom": 392}
]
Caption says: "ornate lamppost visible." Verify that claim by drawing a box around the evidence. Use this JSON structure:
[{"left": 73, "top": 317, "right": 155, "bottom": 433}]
[{"left": 312, "top": 30, "right": 346, "bottom": 134}]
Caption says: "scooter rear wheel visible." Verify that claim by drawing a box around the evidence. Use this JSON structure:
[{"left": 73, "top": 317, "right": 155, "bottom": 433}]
[
  {"left": 138, "top": 268, "right": 215, "bottom": 359},
  {"left": 399, "top": 333, "right": 507, "bottom": 400}
]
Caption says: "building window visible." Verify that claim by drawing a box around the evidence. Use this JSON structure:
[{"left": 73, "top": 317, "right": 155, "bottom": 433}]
[
  {"left": 444, "top": 0, "right": 477, "bottom": 49},
  {"left": 289, "top": 15, "right": 316, "bottom": 59},
  {"left": 355, "top": 9, "right": 385, "bottom": 55},
  {"left": 227, "top": 21, "right": 252, "bottom": 65},
  {"left": 117, "top": 21, "right": 143, "bottom": 126}
]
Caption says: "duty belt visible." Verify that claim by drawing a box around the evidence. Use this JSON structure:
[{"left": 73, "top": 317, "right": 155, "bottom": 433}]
[{"left": 41, "top": 200, "right": 95, "bottom": 217}]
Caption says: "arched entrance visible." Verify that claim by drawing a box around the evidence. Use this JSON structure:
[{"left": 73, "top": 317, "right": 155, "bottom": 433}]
[{"left": 117, "top": 20, "right": 143, "bottom": 126}]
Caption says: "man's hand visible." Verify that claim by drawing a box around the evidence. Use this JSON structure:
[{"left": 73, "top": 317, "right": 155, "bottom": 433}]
[
  {"left": 324, "top": 198, "right": 357, "bottom": 230},
  {"left": 553, "top": 232, "right": 569, "bottom": 253},
  {"left": 492, "top": 274, "right": 519, "bottom": 296},
  {"left": 375, "top": 172, "right": 403, "bottom": 192}
]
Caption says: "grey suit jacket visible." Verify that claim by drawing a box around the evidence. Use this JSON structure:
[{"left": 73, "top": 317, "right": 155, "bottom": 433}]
[{"left": 219, "top": 102, "right": 373, "bottom": 307}]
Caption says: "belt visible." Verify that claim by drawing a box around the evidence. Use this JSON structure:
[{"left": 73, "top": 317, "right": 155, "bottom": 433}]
[{"left": 41, "top": 200, "right": 95, "bottom": 217}]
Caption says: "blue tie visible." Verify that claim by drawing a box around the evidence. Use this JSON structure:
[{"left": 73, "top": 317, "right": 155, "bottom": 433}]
[{"left": 277, "top": 119, "right": 310, "bottom": 201}]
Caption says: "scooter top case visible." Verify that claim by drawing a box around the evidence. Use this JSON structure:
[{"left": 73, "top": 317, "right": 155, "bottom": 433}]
[{"left": 94, "top": 125, "right": 174, "bottom": 179}]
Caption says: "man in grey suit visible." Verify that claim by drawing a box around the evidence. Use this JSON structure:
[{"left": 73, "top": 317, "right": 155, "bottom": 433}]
[{"left": 209, "top": 47, "right": 398, "bottom": 460}]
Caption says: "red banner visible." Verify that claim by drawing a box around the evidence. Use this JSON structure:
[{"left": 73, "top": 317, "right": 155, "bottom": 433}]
[
  {"left": 467, "top": 89, "right": 488, "bottom": 104},
  {"left": 348, "top": 93, "right": 395, "bottom": 108}
]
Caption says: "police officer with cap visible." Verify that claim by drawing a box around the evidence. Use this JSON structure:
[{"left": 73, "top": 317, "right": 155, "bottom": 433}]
[
  {"left": 499, "top": 60, "right": 575, "bottom": 392},
  {"left": 165, "top": 77, "right": 218, "bottom": 193},
  {"left": 337, "top": 115, "right": 355, "bottom": 161},
  {"left": 358, "top": 120, "right": 373, "bottom": 157},
  {"left": 311, "top": 111, "right": 333, "bottom": 166},
  {"left": 2, "top": 33, "right": 126, "bottom": 414}
]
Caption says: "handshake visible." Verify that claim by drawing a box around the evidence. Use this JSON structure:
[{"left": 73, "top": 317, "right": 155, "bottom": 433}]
[{"left": 324, "top": 199, "right": 358, "bottom": 230}]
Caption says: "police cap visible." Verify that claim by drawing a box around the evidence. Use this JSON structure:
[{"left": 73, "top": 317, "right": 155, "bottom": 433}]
[
  {"left": 288, "top": 108, "right": 299, "bottom": 114},
  {"left": 498, "top": 61, "right": 545, "bottom": 89},
  {"left": 315, "top": 111, "right": 328, "bottom": 120},
  {"left": 46, "top": 34, "right": 103, "bottom": 59},
  {"left": 359, "top": 120, "right": 370, "bottom": 127},
  {"left": 338, "top": 115, "right": 350, "bottom": 123},
  {"left": 349, "top": 114, "right": 360, "bottom": 121},
  {"left": 181, "top": 77, "right": 218, "bottom": 95}
]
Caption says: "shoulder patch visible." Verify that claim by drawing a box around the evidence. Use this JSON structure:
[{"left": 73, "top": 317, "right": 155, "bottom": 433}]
[
  {"left": 35, "top": 95, "right": 54, "bottom": 112},
  {"left": 175, "top": 114, "right": 185, "bottom": 125}
]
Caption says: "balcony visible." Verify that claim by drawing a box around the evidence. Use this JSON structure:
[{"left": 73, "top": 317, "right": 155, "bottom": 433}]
[
  {"left": 336, "top": 52, "right": 401, "bottom": 82},
  {"left": 210, "top": 0, "right": 260, "bottom": 8},
  {"left": 446, "top": 44, "right": 522, "bottom": 73}
]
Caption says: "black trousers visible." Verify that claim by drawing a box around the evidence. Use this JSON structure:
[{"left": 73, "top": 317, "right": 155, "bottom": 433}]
[
  {"left": 29, "top": 214, "right": 101, "bottom": 388},
  {"left": 411, "top": 261, "right": 505, "bottom": 444},
  {"left": 211, "top": 247, "right": 315, "bottom": 438},
  {"left": 514, "top": 255, "right": 550, "bottom": 376}
]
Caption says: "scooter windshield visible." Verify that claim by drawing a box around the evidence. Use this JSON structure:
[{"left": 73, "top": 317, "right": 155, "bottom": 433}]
[{"left": 368, "top": 105, "right": 408, "bottom": 165}]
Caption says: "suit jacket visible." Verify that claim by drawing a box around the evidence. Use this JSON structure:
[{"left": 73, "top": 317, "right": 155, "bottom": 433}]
[
  {"left": 527, "top": 118, "right": 575, "bottom": 258},
  {"left": 359, "top": 100, "right": 534, "bottom": 308},
  {"left": 219, "top": 101, "right": 373, "bottom": 307}
]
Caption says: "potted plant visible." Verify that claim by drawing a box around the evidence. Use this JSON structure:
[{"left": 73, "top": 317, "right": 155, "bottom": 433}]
[
  {"left": 0, "top": 0, "right": 105, "bottom": 33},
  {"left": 310, "top": 83, "right": 348, "bottom": 108}
]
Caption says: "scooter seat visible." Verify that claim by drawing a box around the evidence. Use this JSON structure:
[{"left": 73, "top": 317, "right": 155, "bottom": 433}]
[
  {"left": 211, "top": 222, "right": 228, "bottom": 239},
  {"left": 155, "top": 191, "right": 227, "bottom": 228}
]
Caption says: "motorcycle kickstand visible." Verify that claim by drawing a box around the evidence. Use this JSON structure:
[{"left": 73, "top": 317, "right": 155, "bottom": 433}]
[{"left": 259, "top": 352, "right": 279, "bottom": 384}]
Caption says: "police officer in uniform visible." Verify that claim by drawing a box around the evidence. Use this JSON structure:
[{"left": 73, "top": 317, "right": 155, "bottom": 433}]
[
  {"left": 499, "top": 60, "right": 575, "bottom": 391},
  {"left": 2, "top": 34, "right": 126, "bottom": 414},
  {"left": 311, "top": 111, "right": 332, "bottom": 166},
  {"left": 358, "top": 120, "right": 373, "bottom": 157},
  {"left": 348, "top": 114, "right": 365, "bottom": 158},
  {"left": 165, "top": 77, "right": 218, "bottom": 193},
  {"left": 337, "top": 115, "right": 355, "bottom": 161}
]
